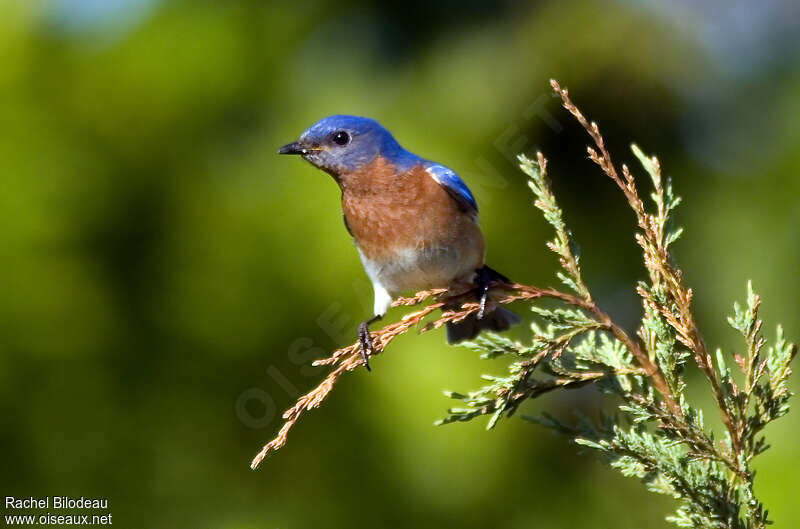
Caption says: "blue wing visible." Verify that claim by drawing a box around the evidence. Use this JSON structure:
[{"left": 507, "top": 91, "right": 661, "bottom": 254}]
[{"left": 425, "top": 163, "right": 478, "bottom": 215}]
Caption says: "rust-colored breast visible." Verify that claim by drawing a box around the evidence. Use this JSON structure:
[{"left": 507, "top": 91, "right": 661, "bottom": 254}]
[{"left": 339, "top": 157, "right": 484, "bottom": 263}]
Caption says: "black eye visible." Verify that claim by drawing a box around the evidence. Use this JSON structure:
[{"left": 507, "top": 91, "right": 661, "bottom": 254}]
[{"left": 332, "top": 131, "right": 350, "bottom": 146}]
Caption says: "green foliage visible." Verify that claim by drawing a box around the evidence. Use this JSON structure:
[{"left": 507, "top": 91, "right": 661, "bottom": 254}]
[
  {"left": 2, "top": 2, "right": 798, "bottom": 527},
  {"left": 439, "top": 102, "right": 797, "bottom": 528}
]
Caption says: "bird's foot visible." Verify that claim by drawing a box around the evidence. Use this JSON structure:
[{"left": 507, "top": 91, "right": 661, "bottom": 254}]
[
  {"left": 357, "top": 323, "right": 373, "bottom": 371},
  {"left": 357, "top": 314, "right": 382, "bottom": 371},
  {"left": 475, "top": 267, "right": 491, "bottom": 320},
  {"left": 474, "top": 265, "right": 511, "bottom": 319}
]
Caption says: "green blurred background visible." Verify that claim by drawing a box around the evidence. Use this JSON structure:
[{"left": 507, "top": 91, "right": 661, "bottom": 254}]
[{"left": 1, "top": 0, "right": 798, "bottom": 527}]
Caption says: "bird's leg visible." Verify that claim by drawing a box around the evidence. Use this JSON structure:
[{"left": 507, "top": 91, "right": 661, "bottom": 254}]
[
  {"left": 474, "top": 265, "right": 511, "bottom": 319},
  {"left": 357, "top": 314, "right": 383, "bottom": 371},
  {"left": 475, "top": 266, "right": 491, "bottom": 320}
]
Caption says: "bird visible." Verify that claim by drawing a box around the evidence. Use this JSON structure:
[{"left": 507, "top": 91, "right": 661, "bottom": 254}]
[{"left": 278, "top": 115, "right": 520, "bottom": 369}]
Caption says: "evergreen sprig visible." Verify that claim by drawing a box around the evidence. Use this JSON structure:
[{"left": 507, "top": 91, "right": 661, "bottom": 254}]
[
  {"left": 439, "top": 80, "right": 796, "bottom": 528},
  {"left": 251, "top": 79, "right": 795, "bottom": 528}
]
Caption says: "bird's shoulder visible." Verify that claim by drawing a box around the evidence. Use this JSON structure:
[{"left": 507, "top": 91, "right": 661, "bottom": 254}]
[{"left": 419, "top": 161, "right": 478, "bottom": 215}]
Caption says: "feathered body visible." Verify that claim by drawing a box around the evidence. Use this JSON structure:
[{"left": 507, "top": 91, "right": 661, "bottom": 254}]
[
  {"left": 340, "top": 157, "right": 484, "bottom": 312},
  {"left": 278, "top": 115, "right": 519, "bottom": 350}
]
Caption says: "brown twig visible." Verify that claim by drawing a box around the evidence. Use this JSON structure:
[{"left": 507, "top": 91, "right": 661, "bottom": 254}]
[
  {"left": 250, "top": 280, "right": 681, "bottom": 469},
  {"left": 549, "top": 79, "right": 741, "bottom": 455},
  {"left": 516, "top": 283, "right": 681, "bottom": 417},
  {"left": 250, "top": 80, "right": 737, "bottom": 472}
]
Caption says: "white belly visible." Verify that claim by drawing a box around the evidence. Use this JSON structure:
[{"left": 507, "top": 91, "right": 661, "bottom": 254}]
[{"left": 358, "top": 243, "right": 482, "bottom": 314}]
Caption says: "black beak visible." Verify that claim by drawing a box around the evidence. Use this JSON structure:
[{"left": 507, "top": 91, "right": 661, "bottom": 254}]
[{"left": 277, "top": 141, "right": 305, "bottom": 155}]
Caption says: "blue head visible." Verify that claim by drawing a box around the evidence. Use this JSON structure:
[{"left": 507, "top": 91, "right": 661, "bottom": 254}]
[{"left": 278, "top": 115, "right": 414, "bottom": 176}]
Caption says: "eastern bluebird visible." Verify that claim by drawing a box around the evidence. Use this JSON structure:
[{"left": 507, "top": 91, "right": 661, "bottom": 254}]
[{"left": 278, "top": 115, "right": 520, "bottom": 369}]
